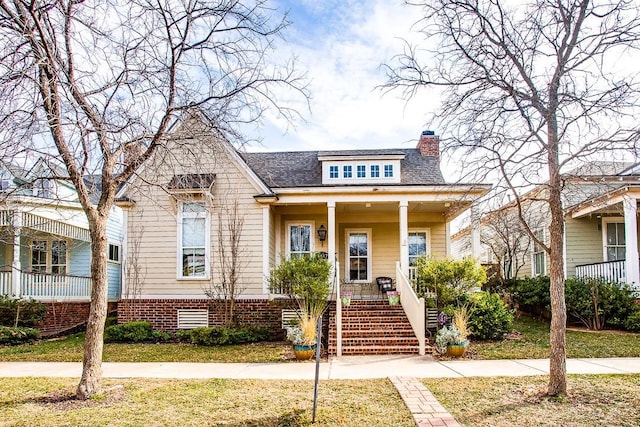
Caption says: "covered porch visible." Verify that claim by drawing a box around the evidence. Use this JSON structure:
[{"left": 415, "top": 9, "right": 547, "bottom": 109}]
[
  {"left": 261, "top": 186, "right": 489, "bottom": 356},
  {"left": 0, "top": 207, "right": 92, "bottom": 301},
  {"left": 568, "top": 186, "right": 640, "bottom": 290}
]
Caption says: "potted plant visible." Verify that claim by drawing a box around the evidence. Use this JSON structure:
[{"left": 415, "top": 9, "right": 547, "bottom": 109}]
[
  {"left": 268, "top": 253, "right": 331, "bottom": 360},
  {"left": 435, "top": 306, "right": 470, "bottom": 357},
  {"left": 340, "top": 290, "right": 353, "bottom": 306},
  {"left": 387, "top": 290, "right": 400, "bottom": 305}
]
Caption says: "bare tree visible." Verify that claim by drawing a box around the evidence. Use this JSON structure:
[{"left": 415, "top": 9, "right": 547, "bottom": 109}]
[
  {"left": 0, "top": 0, "right": 307, "bottom": 399},
  {"left": 122, "top": 223, "right": 146, "bottom": 321},
  {"left": 384, "top": 1, "right": 640, "bottom": 395},
  {"left": 204, "top": 192, "right": 247, "bottom": 327}
]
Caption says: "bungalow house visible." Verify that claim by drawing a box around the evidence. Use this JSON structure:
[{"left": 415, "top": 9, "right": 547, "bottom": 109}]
[
  {"left": 0, "top": 158, "right": 123, "bottom": 334},
  {"left": 452, "top": 161, "right": 640, "bottom": 291},
  {"left": 116, "top": 117, "right": 491, "bottom": 355}
]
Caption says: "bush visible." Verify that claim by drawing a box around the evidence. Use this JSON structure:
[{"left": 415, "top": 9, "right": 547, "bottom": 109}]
[
  {"left": 0, "top": 325, "right": 40, "bottom": 345},
  {"left": 185, "top": 325, "right": 270, "bottom": 346},
  {"left": 468, "top": 292, "right": 514, "bottom": 340},
  {"left": 506, "top": 276, "right": 551, "bottom": 315},
  {"left": 565, "top": 277, "right": 638, "bottom": 330},
  {"left": 414, "top": 256, "right": 487, "bottom": 307},
  {"left": 0, "top": 296, "right": 47, "bottom": 327},
  {"left": 624, "top": 309, "right": 640, "bottom": 332},
  {"left": 104, "top": 321, "right": 170, "bottom": 343}
]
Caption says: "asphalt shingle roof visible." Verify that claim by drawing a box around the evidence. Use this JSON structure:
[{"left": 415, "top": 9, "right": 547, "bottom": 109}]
[{"left": 239, "top": 148, "right": 444, "bottom": 188}]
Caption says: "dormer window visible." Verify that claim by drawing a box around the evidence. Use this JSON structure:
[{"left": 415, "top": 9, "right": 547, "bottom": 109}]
[
  {"left": 384, "top": 164, "right": 394, "bottom": 178},
  {"left": 319, "top": 152, "right": 404, "bottom": 184}
]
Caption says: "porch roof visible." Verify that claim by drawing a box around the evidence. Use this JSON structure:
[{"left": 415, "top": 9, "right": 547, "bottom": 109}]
[
  {"left": 0, "top": 209, "right": 91, "bottom": 242},
  {"left": 567, "top": 185, "right": 640, "bottom": 219}
]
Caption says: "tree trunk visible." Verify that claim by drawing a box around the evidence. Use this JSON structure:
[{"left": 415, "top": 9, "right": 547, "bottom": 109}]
[
  {"left": 76, "top": 216, "right": 109, "bottom": 399},
  {"left": 546, "top": 114, "right": 567, "bottom": 396}
]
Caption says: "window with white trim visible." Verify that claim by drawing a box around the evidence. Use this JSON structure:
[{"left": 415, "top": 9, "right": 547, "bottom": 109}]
[
  {"left": 357, "top": 165, "right": 366, "bottom": 178},
  {"left": 384, "top": 164, "right": 393, "bottom": 177},
  {"left": 532, "top": 229, "right": 546, "bottom": 276},
  {"left": 329, "top": 165, "right": 339, "bottom": 178},
  {"left": 370, "top": 165, "right": 380, "bottom": 178},
  {"left": 343, "top": 165, "right": 352, "bottom": 178},
  {"left": 604, "top": 220, "right": 625, "bottom": 261},
  {"left": 346, "top": 230, "right": 371, "bottom": 282},
  {"left": 30, "top": 239, "right": 67, "bottom": 274},
  {"left": 178, "top": 201, "right": 209, "bottom": 278},
  {"left": 408, "top": 231, "right": 430, "bottom": 267},
  {"left": 108, "top": 243, "right": 121, "bottom": 263},
  {"left": 288, "top": 223, "right": 313, "bottom": 258}
]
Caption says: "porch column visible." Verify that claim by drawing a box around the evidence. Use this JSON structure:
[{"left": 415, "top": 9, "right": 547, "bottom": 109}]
[
  {"left": 623, "top": 197, "right": 639, "bottom": 287},
  {"left": 445, "top": 220, "right": 451, "bottom": 256},
  {"left": 11, "top": 211, "right": 21, "bottom": 297},
  {"left": 262, "top": 205, "right": 271, "bottom": 294},
  {"left": 399, "top": 200, "right": 409, "bottom": 276},
  {"left": 470, "top": 204, "right": 481, "bottom": 259}
]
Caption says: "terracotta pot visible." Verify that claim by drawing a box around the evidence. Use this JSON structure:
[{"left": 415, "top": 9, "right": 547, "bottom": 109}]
[{"left": 293, "top": 344, "right": 316, "bottom": 360}]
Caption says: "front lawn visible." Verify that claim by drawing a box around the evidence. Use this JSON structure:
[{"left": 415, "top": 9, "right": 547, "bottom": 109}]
[
  {"left": 471, "top": 316, "right": 640, "bottom": 359},
  {"left": 0, "top": 378, "right": 415, "bottom": 427},
  {"left": 0, "top": 333, "right": 290, "bottom": 362},
  {"left": 423, "top": 374, "right": 640, "bottom": 427}
]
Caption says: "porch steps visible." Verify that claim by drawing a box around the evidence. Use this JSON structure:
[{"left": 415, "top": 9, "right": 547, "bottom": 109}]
[{"left": 328, "top": 300, "right": 430, "bottom": 355}]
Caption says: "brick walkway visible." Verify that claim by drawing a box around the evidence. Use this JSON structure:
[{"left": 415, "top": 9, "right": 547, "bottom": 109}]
[{"left": 389, "top": 376, "right": 461, "bottom": 427}]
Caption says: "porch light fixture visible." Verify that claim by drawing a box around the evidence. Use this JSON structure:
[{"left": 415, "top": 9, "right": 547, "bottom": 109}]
[{"left": 317, "top": 225, "right": 327, "bottom": 245}]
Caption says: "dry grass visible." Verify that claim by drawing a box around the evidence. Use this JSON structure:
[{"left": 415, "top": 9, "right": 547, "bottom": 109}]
[
  {"left": 0, "top": 378, "right": 414, "bottom": 427},
  {"left": 423, "top": 374, "right": 640, "bottom": 427}
]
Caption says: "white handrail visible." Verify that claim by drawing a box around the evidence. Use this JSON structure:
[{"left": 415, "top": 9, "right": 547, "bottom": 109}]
[
  {"left": 0, "top": 271, "right": 10, "bottom": 295},
  {"left": 396, "top": 261, "right": 425, "bottom": 355},
  {"left": 335, "top": 261, "right": 342, "bottom": 357}
]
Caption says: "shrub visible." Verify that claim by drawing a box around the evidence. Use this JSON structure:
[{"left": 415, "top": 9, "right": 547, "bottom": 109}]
[
  {"left": 0, "top": 296, "right": 47, "bottom": 327},
  {"left": 468, "top": 292, "right": 514, "bottom": 340},
  {"left": 104, "top": 321, "right": 169, "bottom": 343},
  {"left": 624, "top": 309, "right": 640, "bottom": 332},
  {"left": 186, "top": 325, "right": 270, "bottom": 346},
  {"left": 565, "top": 277, "right": 638, "bottom": 330},
  {"left": 506, "top": 276, "right": 551, "bottom": 315},
  {"left": 414, "top": 256, "right": 487, "bottom": 307},
  {"left": 0, "top": 325, "right": 40, "bottom": 345}
]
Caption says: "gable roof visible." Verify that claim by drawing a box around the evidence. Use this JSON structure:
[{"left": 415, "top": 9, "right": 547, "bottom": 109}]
[{"left": 239, "top": 148, "right": 444, "bottom": 188}]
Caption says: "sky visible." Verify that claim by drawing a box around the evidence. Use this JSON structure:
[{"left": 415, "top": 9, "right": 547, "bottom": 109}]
[{"left": 244, "top": 0, "right": 439, "bottom": 158}]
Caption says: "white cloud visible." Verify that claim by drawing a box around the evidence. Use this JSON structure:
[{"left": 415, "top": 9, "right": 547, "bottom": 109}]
[{"left": 248, "top": 0, "right": 438, "bottom": 153}]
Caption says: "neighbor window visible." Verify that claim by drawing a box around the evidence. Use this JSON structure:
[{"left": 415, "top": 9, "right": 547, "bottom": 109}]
[
  {"left": 178, "top": 201, "right": 209, "bottom": 278},
  {"left": 605, "top": 221, "right": 625, "bottom": 261},
  {"left": 30, "top": 239, "right": 67, "bottom": 274},
  {"left": 532, "top": 229, "right": 546, "bottom": 276},
  {"left": 108, "top": 243, "right": 121, "bottom": 263},
  {"left": 288, "top": 223, "right": 313, "bottom": 258}
]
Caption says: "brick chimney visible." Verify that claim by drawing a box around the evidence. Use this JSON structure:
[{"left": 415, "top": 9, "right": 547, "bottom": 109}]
[{"left": 417, "top": 130, "right": 439, "bottom": 161}]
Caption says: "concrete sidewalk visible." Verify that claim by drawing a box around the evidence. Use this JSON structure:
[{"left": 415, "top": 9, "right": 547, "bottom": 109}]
[{"left": 1, "top": 356, "right": 639, "bottom": 379}]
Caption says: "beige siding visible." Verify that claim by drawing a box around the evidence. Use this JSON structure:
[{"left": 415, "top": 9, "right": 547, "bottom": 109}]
[
  {"left": 565, "top": 216, "right": 602, "bottom": 277},
  {"left": 124, "top": 133, "right": 266, "bottom": 297}
]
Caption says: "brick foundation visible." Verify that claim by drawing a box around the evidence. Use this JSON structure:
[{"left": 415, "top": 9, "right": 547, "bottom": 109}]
[
  {"left": 117, "top": 298, "right": 296, "bottom": 340},
  {"left": 39, "top": 301, "right": 118, "bottom": 337}
]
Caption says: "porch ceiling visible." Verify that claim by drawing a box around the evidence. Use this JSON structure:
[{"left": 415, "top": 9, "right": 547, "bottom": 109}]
[
  {"left": 568, "top": 185, "right": 640, "bottom": 219},
  {"left": 273, "top": 200, "right": 469, "bottom": 217}
]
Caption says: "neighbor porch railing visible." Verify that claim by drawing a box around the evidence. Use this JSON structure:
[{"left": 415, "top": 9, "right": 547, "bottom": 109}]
[
  {"left": 575, "top": 259, "right": 627, "bottom": 284},
  {"left": 396, "top": 261, "right": 425, "bottom": 355},
  {"left": 0, "top": 270, "right": 91, "bottom": 300}
]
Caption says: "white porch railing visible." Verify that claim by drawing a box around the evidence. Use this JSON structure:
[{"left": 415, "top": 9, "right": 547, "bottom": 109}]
[
  {"left": 396, "top": 261, "right": 425, "bottom": 355},
  {"left": 0, "top": 271, "right": 91, "bottom": 300},
  {"left": 0, "top": 270, "right": 10, "bottom": 295},
  {"left": 335, "top": 261, "right": 342, "bottom": 356},
  {"left": 575, "top": 260, "right": 627, "bottom": 284}
]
